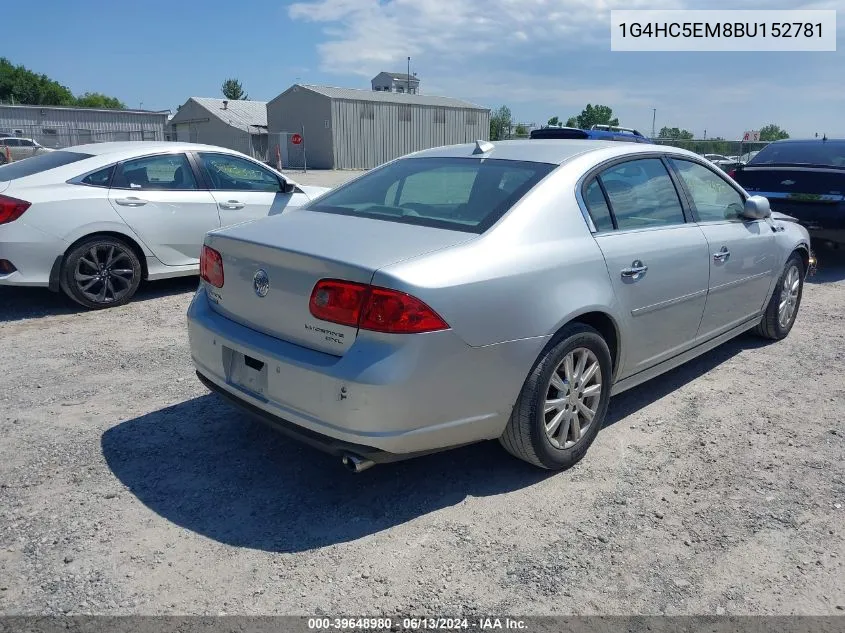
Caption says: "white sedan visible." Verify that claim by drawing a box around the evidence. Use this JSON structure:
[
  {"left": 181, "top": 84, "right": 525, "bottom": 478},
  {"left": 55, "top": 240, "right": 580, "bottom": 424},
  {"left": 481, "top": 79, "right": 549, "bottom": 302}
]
[{"left": 0, "top": 142, "right": 329, "bottom": 308}]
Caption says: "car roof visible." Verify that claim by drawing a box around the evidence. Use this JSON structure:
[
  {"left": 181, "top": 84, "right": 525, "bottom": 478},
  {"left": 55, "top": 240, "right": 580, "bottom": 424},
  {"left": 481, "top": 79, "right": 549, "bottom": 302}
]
[
  {"left": 66, "top": 141, "right": 233, "bottom": 156},
  {"left": 407, "top": 139, "right": 699, "bottom": 165}
]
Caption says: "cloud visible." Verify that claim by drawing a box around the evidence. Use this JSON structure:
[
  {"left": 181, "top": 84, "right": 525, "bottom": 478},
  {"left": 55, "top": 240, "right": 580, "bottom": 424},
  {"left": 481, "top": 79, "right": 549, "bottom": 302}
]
[
  {"left": 288, "top": 0, "right": 845, "bottom": 136},
  {"left": 289, "top": 0, "right": 845, "bottom": 77}
]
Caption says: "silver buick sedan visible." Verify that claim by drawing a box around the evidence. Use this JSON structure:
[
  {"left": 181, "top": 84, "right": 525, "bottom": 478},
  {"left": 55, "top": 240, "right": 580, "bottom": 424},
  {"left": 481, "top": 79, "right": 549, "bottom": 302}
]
[{"left": 187, "top": 139, "right": 813, "bottom": 472}]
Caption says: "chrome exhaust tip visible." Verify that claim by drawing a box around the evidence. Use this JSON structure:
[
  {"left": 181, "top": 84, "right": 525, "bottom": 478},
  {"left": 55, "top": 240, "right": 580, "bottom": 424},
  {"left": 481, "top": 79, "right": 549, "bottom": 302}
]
[{"left": 342, "top": 453, "right": 375, "bottom": 473}]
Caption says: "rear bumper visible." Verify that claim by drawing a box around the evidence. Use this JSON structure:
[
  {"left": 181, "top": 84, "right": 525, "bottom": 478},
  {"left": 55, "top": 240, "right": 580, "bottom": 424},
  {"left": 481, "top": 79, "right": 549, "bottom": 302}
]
[
  {"left": 0, "top": 221, "right": 65, "bottom": 287},
  {"left": 187, "top": 287, "right": 545, "bottom": 457}
]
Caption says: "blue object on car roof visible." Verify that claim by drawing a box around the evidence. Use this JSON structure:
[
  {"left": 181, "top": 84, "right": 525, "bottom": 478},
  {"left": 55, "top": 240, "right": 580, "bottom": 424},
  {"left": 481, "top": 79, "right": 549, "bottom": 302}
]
[{"left": 530, "top": 124, "right": 650, "bottom": 143}]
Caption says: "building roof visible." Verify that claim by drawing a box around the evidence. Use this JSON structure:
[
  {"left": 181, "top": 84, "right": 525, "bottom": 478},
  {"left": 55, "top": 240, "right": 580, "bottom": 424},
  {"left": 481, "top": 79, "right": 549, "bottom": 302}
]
[
  {"left": 0, "top": 103, "right": 169, "bottom": 117},
  {"left": 270, "top": 84, "right": 487, "bottom": 111},
  {"left": 376, "top": 72, "right": 419, "bottom": 82},
  {"left": 177, "top": 97, "right": 268, "bottom": 130}
]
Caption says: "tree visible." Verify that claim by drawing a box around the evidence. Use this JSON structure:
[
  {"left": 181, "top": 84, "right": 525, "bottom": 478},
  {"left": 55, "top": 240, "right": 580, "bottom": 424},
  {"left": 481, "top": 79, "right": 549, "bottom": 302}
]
[
  {"left": 0, "top": 57, "right": 75, "bottom": 106},
  {"left": 759, "top": 124, "right": 789, "bottom": 141},
  {"left": 514, "top": 123, "right": 528, "bottom": 136},
  {"left": 658, "top": 126, "right": 694, "bottom": 140},
  {"left": 566, "top": 104, "right": 619, "bottom": 130},
  {"left": 489, "top": 105, "right": 512, "bottom": 141},
  {"left": 547, "top": 116, "right": 561, "bottom": 127},
  {"left": 221, "top": 78, "right": 248, "bottom": 100},
  {"left": 75, "top": 92, "right": 125, "bottom": 109},
  {"left": 0, "top": 58, "right": 124, "bottom": 109}
]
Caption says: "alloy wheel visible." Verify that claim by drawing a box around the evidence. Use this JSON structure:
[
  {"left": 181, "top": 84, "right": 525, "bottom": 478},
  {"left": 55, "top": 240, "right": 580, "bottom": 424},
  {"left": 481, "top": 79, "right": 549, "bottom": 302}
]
[
  {"left": 73, "top": 244, "right": 136, "bottom": 305},
  {"left": 544, "top": 347, "right": 603, "bottom": 449},
  {"left": 777, "top": 264, "right": 800, "bottom": 329}
]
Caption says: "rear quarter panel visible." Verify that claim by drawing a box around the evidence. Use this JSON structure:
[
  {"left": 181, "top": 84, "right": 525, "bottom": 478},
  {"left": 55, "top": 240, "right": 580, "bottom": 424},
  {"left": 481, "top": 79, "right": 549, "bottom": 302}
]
[{"left": 372, "top": 160, "right": 622, "bottom": 349}]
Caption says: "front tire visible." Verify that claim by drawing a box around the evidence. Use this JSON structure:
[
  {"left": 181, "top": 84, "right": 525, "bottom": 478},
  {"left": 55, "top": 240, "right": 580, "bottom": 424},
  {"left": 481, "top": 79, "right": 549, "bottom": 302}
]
[
  {"left": 753, "top": 252, "right": 804, "bottom": 341},
  {"left": 500, "top": 324, "right": 612, "bottom": 470},
  {"left": 60, "top": 236, "right": 142, "bottom": 309}
]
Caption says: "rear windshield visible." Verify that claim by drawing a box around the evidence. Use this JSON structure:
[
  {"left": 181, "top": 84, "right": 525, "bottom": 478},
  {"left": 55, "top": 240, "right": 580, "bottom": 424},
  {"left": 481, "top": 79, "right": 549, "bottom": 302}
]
[
  {"left": 0, "top": 151, "right": 92, "bottom": 180},
  {"left": 306, "top": 157, "right": 556, "bottom": 233},
  {"left": 750, "top": 141, "right": 845, "bottom": 167}
]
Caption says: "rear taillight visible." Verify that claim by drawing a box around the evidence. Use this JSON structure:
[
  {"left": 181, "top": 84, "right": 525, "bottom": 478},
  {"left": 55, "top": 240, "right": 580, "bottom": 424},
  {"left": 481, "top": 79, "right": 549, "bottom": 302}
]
[
  {"left": 727, "top": 169, "right": 736, "bottom": 178},
  {"left": 309, "top": 279, "right": 449, "bottom": 334},
  {"left": 200, "top": 245, "right": 224, "bottom": 288},
  {"left": 0, "top": 195, "right": 31, "bottom": 225}
]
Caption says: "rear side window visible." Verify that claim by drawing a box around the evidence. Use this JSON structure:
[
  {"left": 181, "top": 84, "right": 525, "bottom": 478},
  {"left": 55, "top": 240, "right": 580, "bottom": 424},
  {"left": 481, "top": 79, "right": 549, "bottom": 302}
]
[
  {"left": 307, "top": 157, "right": 555, "bottom": 233},
  {"left": 598, "top": 158, "right": 685, "bottom": 230},
  {"left": 112, "top": 153, "right": 198, "bottom": 191},
  {"left": 583, "top": 178, "right": 614, "bottom": 231},
  {"left": 80, "top": 165, "right": 115, "bottom": 188},
  {"left": 0, "top": 151, "right": 93, "bottom": 180}
]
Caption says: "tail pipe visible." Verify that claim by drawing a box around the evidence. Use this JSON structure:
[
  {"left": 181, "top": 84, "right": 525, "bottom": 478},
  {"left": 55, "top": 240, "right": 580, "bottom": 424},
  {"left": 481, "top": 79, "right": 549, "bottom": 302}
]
[{"left": 342, "top": 453, "right": 375, "bottom": 473}]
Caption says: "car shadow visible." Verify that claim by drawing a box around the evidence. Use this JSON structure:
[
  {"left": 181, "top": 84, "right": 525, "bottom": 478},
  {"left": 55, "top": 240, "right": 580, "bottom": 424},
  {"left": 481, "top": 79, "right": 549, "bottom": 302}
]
[
  {"left": 807, "top": 245, "right": 845, "bottom": 284},
  {"left": 102, "top": 332, "right": 767, "bottom": 553},
  {"left": 0, "top": 276, "right": 200, "bottom": 323}
]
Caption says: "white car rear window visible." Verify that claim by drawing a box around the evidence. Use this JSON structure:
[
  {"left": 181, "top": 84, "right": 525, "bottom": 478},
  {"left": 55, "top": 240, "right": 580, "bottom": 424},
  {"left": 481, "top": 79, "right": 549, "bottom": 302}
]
[{"left": 0, "top": 151, "right": 92, "bottom": 180}]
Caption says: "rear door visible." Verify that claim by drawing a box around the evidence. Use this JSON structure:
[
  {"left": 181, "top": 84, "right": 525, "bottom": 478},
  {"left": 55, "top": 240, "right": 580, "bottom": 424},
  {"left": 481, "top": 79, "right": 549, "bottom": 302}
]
[
  {"left": 194, "top": 152, "right": 310, "bottom": 226},
  {"left": 585, "top": 157, "right": 710, "bottom": 377},
  {"left": 107, "top": 152, "right": 220, "bottom": 266},
  {"left": 669, "top": 158, "right": 776, "bottom": 339}
]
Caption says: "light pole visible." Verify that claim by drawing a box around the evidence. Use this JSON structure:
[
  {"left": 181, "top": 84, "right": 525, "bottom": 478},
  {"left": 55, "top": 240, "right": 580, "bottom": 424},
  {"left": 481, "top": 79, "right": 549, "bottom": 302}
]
[{"left": 651, "top": 108, "right": 656, "bottom": 138}]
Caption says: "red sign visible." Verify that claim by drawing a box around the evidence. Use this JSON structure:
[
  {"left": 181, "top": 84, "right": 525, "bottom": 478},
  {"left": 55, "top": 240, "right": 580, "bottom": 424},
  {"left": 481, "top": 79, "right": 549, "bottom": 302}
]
[{"left": 291, "top": 133, "right": 303, "bottom": 145}]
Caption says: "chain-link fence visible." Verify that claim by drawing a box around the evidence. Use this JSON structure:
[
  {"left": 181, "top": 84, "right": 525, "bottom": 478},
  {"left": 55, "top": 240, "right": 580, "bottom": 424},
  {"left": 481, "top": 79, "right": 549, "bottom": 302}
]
[
  {"left": 650, "top": 139, "right": 770, "bottom": 160},
  {"left": 0, "top": 123, "right": 164, "bottom": 150}
]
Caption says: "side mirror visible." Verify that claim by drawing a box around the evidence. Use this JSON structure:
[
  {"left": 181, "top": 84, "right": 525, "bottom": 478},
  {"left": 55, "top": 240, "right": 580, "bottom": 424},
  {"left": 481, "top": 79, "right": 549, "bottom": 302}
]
[
  {"left": 280, "top": 179, "right": 296, "bottom": 194},
  {"left": 742, "top": 195, "right": 771, "bottom": 220}
]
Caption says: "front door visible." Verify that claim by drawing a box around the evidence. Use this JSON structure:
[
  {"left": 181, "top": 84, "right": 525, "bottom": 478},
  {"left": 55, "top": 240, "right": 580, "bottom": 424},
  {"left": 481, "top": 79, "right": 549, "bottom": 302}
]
[
  {"left": 668, "top": 158, "right": 777, "bottom": 340},
  {"left": 107, "top": 152, "right": 220, "bottom": 266},
  {"left": 584, "top": 158, "right": 711, "bottom": 378},
  {"left": 194, "top": 152, "right": 311, "bottom": 227}
]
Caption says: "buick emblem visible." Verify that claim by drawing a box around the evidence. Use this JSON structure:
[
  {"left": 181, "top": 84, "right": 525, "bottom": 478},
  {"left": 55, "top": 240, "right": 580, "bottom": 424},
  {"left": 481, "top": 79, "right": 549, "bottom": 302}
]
[{"left": 253, "top": 269, "right": 270, "bottom": 297}]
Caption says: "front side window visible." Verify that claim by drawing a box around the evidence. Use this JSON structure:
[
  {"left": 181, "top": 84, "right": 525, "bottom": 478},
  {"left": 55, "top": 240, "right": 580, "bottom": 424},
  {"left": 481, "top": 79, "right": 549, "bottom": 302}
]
[
  {"left": 112, "top": 153, "right": 198, "bottom": 190},
  {"left": 197, "top": 153, "right": 281, "bottom": 192},
  {"left": 19, "top": 139, "right": 35, "bottom": 147},
  {"left": 598, "top": 158, "right": 685, "bottom": 230},
  {"left": 670, "top": 159, "right": 745, "bottom": 222},
  {"left": 307, "top": 157, "right": 555, "bottom": 233}
]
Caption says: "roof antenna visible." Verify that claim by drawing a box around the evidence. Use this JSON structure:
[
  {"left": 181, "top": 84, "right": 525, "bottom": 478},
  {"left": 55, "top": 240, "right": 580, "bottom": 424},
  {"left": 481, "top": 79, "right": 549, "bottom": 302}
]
[{"left": 473, "top": 140, "right": 494, "bottom": 154}]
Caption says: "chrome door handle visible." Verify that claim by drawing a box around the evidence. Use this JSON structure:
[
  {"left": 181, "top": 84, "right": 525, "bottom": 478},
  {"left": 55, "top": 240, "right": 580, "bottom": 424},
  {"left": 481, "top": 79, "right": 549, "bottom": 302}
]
[
  {"left": 713, "top": 247, "right": 730, "bottom": 262},
  {"left": 218, "top": 201, "right": 245, "bottom": 210},
  {"left": 621, "top": 260, "right": 648, "bottom": 279},
  {"left": 114, "top": 197, "right": 147, "bottom": 207}
]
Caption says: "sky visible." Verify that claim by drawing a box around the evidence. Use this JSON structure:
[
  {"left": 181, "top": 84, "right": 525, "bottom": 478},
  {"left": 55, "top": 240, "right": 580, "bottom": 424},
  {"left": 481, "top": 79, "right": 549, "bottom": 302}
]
[{"left": 3, "top": 0, "right": 844, "bottom": 139}]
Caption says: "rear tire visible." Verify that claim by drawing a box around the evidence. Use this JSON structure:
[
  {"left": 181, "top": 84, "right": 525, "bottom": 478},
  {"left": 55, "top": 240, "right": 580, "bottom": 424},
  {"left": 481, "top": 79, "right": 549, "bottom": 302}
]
[
  {"left": 500, "top": 324, "right": 612, "bottom": 470},
  {"left": 60, "top": 236, "right": 142, "bottom": 309},
  {"left": 752, "top": 252, "right": 804, "bottom": 341}
]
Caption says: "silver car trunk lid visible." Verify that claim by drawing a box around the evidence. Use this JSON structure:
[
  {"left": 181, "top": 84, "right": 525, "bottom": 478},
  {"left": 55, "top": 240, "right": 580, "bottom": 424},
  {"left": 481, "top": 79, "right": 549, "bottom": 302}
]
[{"left": 204, "top": 210, "right": 475, "bottom": 356}]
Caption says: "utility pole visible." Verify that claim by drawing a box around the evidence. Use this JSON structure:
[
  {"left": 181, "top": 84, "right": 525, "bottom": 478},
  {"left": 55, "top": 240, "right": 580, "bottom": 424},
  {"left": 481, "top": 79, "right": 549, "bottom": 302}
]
[{"left": 651, "top": 108, "right": 656, "bottom": 138}]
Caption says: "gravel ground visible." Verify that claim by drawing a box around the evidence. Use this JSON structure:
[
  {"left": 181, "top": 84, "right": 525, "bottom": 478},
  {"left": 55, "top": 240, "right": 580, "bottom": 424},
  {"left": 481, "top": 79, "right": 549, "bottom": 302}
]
[{"left": 0, "top": 216, "right": 843, "bottom": 616}]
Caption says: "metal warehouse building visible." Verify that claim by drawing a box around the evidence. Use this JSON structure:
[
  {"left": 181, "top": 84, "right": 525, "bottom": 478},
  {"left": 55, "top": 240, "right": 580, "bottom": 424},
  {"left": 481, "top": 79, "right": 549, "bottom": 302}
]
[
  {"left": 0, "top": 104, "right": 169, "bottom": 149},
  {"left": 267, "top": 84, "right": 490, "bottom": 169},
  {"left": 169, "top": 97, "right": 268, "bottom": 160}
]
